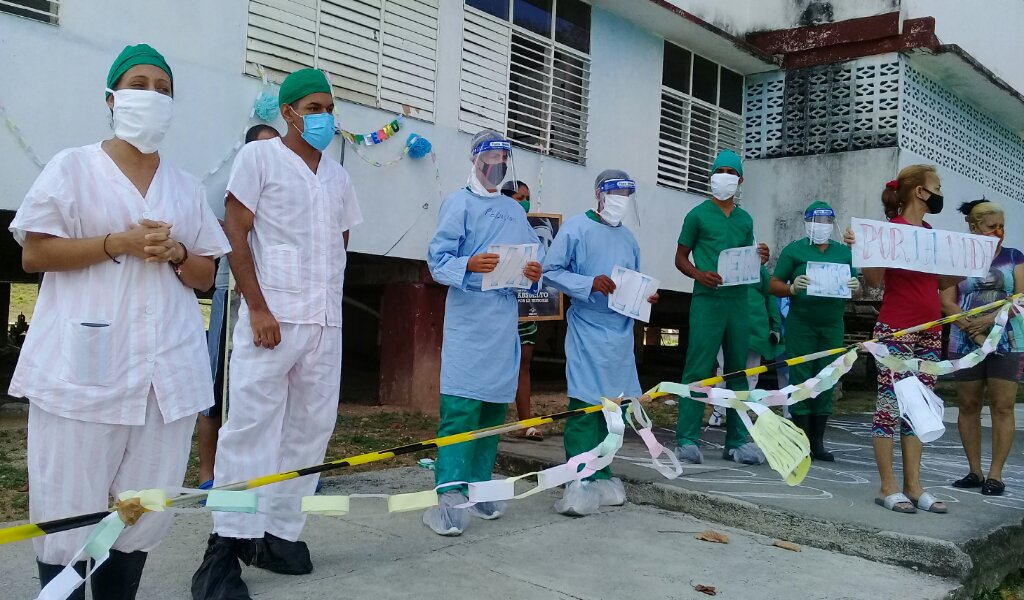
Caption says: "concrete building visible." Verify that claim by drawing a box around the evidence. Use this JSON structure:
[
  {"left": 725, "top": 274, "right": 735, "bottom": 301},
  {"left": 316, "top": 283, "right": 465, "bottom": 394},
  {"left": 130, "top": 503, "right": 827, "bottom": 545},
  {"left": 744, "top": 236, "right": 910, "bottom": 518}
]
[{"left": 1, "top": 1, "right": 1021, "bottom": 409}]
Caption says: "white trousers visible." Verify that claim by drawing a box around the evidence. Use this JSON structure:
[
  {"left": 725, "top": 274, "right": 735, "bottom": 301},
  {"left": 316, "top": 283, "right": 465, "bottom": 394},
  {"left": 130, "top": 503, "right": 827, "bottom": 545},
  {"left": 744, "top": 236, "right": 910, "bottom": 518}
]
[
  {"left": 212, "top": 317, "right": 342, "bottom": 541},
  {"left": 28, "top": 389, "right": 196, "bottom": 565}
]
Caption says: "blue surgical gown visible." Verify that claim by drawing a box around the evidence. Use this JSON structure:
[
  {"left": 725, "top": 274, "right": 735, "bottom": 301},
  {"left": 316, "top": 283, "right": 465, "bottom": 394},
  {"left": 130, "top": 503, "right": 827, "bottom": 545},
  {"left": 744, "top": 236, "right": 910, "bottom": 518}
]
[
  {"left": 542, "top": 213, "right": 643, "bottom": 406},
  {"left": 427, "top": 188, "right": 541, "bottom": 403}
]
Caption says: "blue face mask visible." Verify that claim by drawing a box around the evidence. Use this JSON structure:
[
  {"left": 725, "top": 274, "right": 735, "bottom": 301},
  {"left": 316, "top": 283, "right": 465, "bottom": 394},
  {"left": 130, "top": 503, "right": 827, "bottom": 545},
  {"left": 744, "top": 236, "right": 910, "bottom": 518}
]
[{"left": 295, "top": 110, "right": 335, "bottom": 151}]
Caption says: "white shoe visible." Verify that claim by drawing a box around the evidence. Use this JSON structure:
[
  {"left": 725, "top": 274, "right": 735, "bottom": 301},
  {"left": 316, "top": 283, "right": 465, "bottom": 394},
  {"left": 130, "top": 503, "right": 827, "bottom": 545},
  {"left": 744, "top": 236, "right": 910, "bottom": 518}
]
[
  {"left": 708, "top": 408, "right": 725, "bottom": 427},
  {"left": 591, "top": 478, "right": 626, "bottom": 506},
  {"left": 469, "top": 501, "right": 507, "bottom": 520},
  {"left": 674, "top": 445, "right": 704, "bottom": 464},
  {"left": 423, "top": 491, "right": 470, "bottom": 536},
  {"left": 554, "top": 480, "right": 601, "bottom": 516}
]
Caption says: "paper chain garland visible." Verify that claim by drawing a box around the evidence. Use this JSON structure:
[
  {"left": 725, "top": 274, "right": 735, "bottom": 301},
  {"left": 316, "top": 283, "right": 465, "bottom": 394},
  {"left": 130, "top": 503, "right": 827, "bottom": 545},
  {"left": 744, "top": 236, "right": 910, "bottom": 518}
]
[{"left": 339, "top": 115, "right": 405, "bottom": 146}]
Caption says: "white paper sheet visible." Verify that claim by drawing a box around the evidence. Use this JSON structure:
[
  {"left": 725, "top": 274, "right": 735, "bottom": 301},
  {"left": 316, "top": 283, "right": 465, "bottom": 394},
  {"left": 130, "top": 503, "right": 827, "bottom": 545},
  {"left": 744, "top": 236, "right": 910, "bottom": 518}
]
[
  {"left": 806, "top": 261, "right": 852, "bottom": 298},
  {"left": 608, "top": 265, "right": 660, "bottom": 323},
  {"left": 717, "top": 245, "right": 760, "bottom": 286},
  {"left": 481, "top": 243, "right": 540, "bottom": 291}
]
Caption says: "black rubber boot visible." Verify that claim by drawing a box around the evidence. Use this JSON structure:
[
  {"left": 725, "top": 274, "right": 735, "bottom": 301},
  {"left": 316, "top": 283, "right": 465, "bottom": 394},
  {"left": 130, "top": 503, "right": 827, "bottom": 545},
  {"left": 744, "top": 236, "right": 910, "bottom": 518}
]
[
  {"left": 248, "top": 533, "right": 313, "bottom": 575},
  {"left": 37, "top": 559, "right": 87, "bottom": 600},
  {"left": 191, "top": 534, "right": 253, "bottom": 600},
  {"left": 809, "top": 415, "right": 835, "bottom": 462},
  {"left": 90, "top": 549, "right": 148, "bottom": 600},
  {"left": 789, "top": 414, "right": 811, "bottom": 439}
]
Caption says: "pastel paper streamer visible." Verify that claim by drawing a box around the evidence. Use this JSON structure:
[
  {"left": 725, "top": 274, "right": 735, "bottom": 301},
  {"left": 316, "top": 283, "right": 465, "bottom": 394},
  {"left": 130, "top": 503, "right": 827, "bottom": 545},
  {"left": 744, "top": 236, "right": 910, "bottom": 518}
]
[{"left": 301, "top": 495, "right": 349, "bottom": 516}]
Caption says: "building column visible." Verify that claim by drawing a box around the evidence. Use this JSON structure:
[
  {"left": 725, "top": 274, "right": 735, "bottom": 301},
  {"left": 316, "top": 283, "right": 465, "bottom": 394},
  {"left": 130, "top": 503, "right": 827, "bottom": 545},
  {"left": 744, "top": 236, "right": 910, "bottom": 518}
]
[{"left": 378, "top": 281, "right": 446, "bottom": 413}]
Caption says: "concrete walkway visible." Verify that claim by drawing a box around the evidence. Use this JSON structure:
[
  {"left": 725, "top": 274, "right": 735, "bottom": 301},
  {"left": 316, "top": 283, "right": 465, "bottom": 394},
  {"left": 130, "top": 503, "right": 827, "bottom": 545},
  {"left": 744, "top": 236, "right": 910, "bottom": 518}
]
[
  {"left": 0, "top": 467, "right": 956, "bottom": 599},
  {"left": 498, "top": 410, "right": 1024, "bottom": 597}
]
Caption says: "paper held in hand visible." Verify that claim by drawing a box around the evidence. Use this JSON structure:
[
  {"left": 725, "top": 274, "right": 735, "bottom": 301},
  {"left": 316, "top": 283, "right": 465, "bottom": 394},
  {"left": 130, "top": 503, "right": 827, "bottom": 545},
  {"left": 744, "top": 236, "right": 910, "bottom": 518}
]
[
  {"left": 850, "top": 217, "right": 998, "bottom": 277},
  {"left": 717, "top": 245, "right": 760, "bottom": 286},
  {"left": 481, "top": 244, "right": 540, "bottom": 291},
  {"left": 806, "top": 261, "right": 851, "bottom": 298},
  {"left": 608, "top": 266, "right": 660, "bottom": 323}
]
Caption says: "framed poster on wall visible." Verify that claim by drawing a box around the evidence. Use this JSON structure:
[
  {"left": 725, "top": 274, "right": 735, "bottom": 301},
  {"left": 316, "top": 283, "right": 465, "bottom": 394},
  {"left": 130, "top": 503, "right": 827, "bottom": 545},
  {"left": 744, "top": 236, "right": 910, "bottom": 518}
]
[{"left": 519, "top": 212, "right": 564, "bottom": 321}]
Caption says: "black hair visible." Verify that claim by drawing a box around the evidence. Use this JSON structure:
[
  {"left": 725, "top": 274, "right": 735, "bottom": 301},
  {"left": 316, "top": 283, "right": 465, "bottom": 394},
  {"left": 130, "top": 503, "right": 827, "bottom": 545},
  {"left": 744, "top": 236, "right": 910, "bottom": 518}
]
[
  {"left": 957, "top": 198, "right": 987, "bottom": 216},
  {"left": 245, "top": 124, "right": 279, "bottom": 144},
  {"left": 500, "top": 180, "right": 529, "bottom": 197}
]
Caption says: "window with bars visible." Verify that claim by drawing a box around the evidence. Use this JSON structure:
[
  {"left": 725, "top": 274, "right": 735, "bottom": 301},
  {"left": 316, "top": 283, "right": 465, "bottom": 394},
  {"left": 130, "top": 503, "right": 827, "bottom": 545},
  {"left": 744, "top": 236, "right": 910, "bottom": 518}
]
[
  {"left": 1, "top": 0, "right": 58, "bottom": 24},
  {"left": 460, "top": 0, "right": 591, "bottom": 164},
  {"left": 657, "top": 41, "right": 744, "bottom": 195},
  {"left": 244, "top": 0, "right": 438, "bottom": 120}
]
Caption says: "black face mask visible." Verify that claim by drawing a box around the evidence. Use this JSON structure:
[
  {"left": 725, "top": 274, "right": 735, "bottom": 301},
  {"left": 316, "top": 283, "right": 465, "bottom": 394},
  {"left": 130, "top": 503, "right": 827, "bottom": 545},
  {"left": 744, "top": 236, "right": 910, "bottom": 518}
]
[
  {"left": 479, "top": 162, "right": 508, "bottom": 188},
  {"left": 925, "top": 191, "right": 944, "bottom": 214}
]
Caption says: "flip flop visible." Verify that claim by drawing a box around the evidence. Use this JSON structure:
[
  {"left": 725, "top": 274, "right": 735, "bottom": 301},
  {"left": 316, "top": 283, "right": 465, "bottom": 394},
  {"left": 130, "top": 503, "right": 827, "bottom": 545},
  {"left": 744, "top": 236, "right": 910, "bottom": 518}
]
[
  {"left": 952, "top": 472, "right": 983, "bottom": 488},
  {"left": 515, "top": 427, "right": 544, "bottom": 441},
  {"left": 910, "top": 492, "right": 948, "bottom": 514},
  {"left": 875, "top": 492, "right": 917, "bottom": 513},
  {"left": 981, "top": 479, "right": 1005, "bottom": 496}
]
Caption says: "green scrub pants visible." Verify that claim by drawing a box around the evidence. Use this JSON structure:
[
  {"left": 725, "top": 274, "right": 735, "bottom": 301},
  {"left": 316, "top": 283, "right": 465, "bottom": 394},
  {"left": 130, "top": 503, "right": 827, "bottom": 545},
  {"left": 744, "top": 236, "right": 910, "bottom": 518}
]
[
  {"left": 676, "top": 294, "right": 752, "bottom": 450},
  {"left": 563, "top": 398, "right": 613, "bottom": 481},
  {"left": 785, "top": 315, "right": 844, "bottom": 416},
  {"left": 436, "top": 394, "right": 507, "bottom": 493}
]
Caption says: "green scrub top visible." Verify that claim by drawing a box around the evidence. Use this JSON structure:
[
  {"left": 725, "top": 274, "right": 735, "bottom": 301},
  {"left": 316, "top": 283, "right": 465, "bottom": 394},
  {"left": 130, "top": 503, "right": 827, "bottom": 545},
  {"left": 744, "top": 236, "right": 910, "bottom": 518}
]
[
  {"left": 773, "top": 238, "right": 855, "bottom": 324},
  {"left": 678, "top": 200, "right": 755, "bottom": 299}
]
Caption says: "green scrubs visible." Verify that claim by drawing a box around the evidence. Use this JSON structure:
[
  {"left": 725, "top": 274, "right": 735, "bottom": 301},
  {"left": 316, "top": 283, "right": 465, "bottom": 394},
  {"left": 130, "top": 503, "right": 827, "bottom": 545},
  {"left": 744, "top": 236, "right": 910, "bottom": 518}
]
[
  {"left": 748, "top": 265, "right": 785, "bottom": 361},
  {"left": 676, "top": 200, "right": 755, "bottom": 450},
  {"left": 436, "top": 394, "right": 507, "bottom": 493},
  {"left": 773, "top": 239, "right": 854, "bottom": 416},
  {"left": 563, "top": 398, "right": 614, "bottom": 481}
]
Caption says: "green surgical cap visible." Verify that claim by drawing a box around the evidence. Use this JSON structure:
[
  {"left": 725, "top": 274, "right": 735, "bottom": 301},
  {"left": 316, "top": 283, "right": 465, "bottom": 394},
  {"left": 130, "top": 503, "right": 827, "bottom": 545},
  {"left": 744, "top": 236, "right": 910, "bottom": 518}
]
[
  {"left": 106, "top": 44, "right": 172, "bottom": 97},
  {"left": 279, "top": 68, "right": 332, "bottom": 106},
  {"left": 710, "top": 149, "right": 743, "bottom": 177}
]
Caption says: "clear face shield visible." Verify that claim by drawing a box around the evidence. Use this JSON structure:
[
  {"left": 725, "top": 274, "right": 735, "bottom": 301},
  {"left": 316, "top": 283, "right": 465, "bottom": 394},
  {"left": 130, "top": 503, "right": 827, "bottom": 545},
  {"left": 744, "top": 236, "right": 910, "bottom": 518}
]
[
  {"left": 804, "top": 207, "right": 836, "bottom": 244},
  {"left": 468, "top": 140, "right": 517, "bottom": 197},
  {"left": 597, "top": 179, "right": 638, "bottom": 228}
]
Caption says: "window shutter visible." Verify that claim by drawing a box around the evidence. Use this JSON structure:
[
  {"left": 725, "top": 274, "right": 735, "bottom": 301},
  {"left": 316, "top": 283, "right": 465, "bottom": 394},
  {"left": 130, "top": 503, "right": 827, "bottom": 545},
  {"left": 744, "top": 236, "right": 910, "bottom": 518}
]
[
  {"left": 244, "top": 0, "right": 318, "bottom": 81},
  {"left": 317, "top": 0, "right": 382, "bottom": 107},
  {"left": 379, "top": 0, "right": 438, "bottom": 119},
  {"left": 459, "top": 6, "right": 511, "bottom": 134}
]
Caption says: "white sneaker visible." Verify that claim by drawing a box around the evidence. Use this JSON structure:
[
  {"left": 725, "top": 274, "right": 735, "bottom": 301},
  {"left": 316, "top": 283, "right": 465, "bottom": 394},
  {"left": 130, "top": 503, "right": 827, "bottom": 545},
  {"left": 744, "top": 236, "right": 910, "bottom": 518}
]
[
  {"left": 591, "top": 478, "right": 626, "bottom": 507},
  {"left": 554, "top": 480, "right": 601, "bottom": 516},
  {"left": 423, "top": 491, "right": 470, "bottom": 536},
  {"left": 469, "top": 501, "right": 507, "bottom": 520},
  {"left": 708, "top": 408, "right": 725, "bottom": 427}
]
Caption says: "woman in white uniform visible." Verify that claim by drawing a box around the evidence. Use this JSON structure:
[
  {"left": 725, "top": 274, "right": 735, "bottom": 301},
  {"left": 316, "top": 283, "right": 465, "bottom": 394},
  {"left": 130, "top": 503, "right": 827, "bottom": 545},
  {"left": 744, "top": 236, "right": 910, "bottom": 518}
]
[{"left": 9, "top": 44, "right": 230, "bottom": 599}]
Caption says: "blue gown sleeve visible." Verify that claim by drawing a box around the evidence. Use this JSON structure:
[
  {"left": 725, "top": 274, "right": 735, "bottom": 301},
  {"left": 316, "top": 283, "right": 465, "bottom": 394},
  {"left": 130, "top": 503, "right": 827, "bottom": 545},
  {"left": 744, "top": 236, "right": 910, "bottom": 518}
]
[
  {"left": 542, "top": 223, "right": 594, "bottom": 302},
  {"left": 427, "top": 196, "right": 471, "bottom": 290}
]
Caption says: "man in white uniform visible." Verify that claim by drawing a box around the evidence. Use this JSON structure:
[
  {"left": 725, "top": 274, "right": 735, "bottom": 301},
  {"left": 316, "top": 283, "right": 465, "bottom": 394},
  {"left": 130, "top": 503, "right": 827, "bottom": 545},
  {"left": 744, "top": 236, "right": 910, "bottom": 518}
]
[
  {"left": 10, "top": 44, "right": 230, "bottom": 599},
  {"left": 191, "top": 68, "right": 362, "bottom": 600}
]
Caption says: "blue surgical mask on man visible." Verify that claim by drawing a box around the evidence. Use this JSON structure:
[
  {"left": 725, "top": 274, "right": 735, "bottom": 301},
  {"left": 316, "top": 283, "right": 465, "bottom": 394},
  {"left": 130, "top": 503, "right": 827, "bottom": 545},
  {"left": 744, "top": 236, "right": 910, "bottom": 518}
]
[{"left": 290, "top": 107, "right": 335, "bottom": 151}]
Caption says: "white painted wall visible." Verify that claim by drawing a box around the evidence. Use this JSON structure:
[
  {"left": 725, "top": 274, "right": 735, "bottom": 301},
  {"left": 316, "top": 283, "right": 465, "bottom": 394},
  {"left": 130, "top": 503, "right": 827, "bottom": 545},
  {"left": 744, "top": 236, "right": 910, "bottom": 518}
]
[
  {"left": 904, "top": 0, "right": 1024, "bottom": 95},
  {"left": 897, "top": 148, "right": 1024, "bottom": 254},
  {"left": 668, "top": 0, "right": 900, "bottom": 36},
  {"left": 742, "top": 148, "right": 899, "bottom": 257},
  {"left": 0, "top": 3, "right": 720, "bottom": 292}
]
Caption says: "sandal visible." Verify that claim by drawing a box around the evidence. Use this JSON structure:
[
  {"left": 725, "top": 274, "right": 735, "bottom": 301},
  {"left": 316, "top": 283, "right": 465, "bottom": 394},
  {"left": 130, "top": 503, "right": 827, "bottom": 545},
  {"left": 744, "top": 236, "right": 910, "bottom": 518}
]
[
  {"left": 514, "top": 427, "right": 544, "bottom": 441},
  {"left": 909, "top": 492, "right": 948, "bottom": 514},
  {"left": 952, "top": 472, "right": 983, "bottom": 488},
  {"left": 981, "top": 479, "right": 1005, "bottom": 496},
  {"left": 875, "top": 492, "right": 917, "bottom": 513}
]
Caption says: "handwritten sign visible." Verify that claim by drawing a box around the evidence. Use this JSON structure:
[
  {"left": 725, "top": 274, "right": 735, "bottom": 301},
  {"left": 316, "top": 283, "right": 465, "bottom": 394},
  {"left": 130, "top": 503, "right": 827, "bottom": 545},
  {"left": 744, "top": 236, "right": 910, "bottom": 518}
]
[
  {"left": 608, "top": 266, "right": 660, "bottom": 323},
  {"left": 482, "top": 244, "right": 540, "bottom": 291},
  {"left": 851, "top": 217, "right": 997, "bottom": 277},
  {"left": 717, "top": 245, "right": 760, "bottom": 286},
  {"left": 806, "top": 262, "right": 851, "bottom": 298}
]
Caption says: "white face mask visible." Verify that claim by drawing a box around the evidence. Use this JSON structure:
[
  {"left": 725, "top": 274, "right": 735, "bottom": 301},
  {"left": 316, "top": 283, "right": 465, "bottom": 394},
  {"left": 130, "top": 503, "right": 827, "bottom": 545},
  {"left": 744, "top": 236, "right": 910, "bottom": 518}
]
[
  {"left": 598, "top": 193, "right": 630, "bottom": 227},
  {"left": 805, "top": 222, "right": 833, "bottom": 244},
  {"left": 709, "top": 172, "right": 740, "bottom": 201},
  {"left": 107, "top": 88, "right": 173, "bottom": 154}
]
